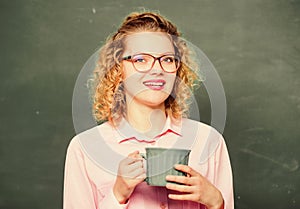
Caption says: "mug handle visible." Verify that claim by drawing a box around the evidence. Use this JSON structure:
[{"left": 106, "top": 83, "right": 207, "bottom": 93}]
[
  {"left": 140, "top": 153, "right": 146, "bottom": 159},
  {"left": 140, "top": 153, "right": 148, "bottom": 183}
]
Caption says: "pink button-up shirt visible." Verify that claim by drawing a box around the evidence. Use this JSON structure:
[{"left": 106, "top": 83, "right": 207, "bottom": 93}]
[{"left": 63, "top": 118, "right": 234, "bottom": 209}]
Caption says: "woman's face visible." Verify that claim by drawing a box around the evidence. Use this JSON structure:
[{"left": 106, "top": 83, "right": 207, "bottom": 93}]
[{"left": 122, "top": 32, "right": 177, "bottom": 108}]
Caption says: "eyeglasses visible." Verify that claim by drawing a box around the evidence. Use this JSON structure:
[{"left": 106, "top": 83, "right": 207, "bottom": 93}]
[{"left": 122, "top": 53, "right": 181, "bottom": 73}]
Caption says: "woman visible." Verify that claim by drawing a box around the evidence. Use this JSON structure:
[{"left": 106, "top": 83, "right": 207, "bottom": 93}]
[{"left": 64, "top": 11, "right": 234, "bottom": 209}]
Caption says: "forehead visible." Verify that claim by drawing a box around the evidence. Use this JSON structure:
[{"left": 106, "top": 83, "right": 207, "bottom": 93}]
[{"left": 123, "top": 32, "right": 174, "bottom": 55}]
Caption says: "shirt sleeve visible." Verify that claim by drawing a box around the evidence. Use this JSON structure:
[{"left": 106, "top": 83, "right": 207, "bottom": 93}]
[
  {"left": 63, "top": 136, "right": 129, "bottom": 209},
  {"left": 213, "top": 136, "right": 234, "bottom": 209}
]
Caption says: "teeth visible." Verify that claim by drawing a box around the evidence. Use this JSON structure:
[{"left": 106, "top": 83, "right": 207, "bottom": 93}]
[{"left": 144, "top": 82, "right": 164, "bottom": 86}]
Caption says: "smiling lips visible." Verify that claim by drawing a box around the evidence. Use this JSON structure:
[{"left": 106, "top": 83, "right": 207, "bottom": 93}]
[{"left": 143, "top": 79, "right": 166, "bottom": 90}]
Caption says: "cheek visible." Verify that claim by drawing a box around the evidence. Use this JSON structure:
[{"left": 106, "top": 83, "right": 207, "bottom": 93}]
[
  {"left": 122, "top": 62, "right": 136, "bottom": 80},
  {"left": 166, "top": 74, "right": 177, "bottom": 89},
  {"left": 122, "top": 72, "right": 145, "bottom": 97}
]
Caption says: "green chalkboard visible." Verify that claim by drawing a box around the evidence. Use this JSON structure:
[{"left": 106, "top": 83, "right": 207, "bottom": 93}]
[{"left": 0, "top": 0, "right": 299, "bottom": 209}]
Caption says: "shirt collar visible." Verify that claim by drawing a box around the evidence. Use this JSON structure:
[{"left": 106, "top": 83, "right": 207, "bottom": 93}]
[{"left": 115, "top": 116, "right": 183, "bottom": 144}]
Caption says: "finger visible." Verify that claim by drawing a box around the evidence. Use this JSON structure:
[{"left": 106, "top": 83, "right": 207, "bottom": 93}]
[
  {"left": 120, "top": 159, "right": 145, "bottom": 178},
  {"left": 165, "top": 175, "right": 195, "bottom": 185},
  {"left": 168, "top": 193, "right": 196, "bottom": 201},
  {"left": 166, "top": 183, "right": 194, "bottom": 193},
  {"left": 129, "top": 167, "right": 146, "bottom": 179},
  {"left": 128, "top": 151, "right": 143, "bottom": 163},
  {"left": 136, "top": 172, "right": 147, "bottom": 180},
  {"left": 119, "top": 165, "right": 145, "bottom": 178},
  {"left": 122, "top": 156, "right": 142, "bottom": 165},
  {"left": 127, "top": 160, "right": 144, "bottom": 172},
  {"left": 174, "top": 164, "right": 200, "bottom": 177},
  {"left": 128, "top": 150, "right": 140, "bottom": 158}
]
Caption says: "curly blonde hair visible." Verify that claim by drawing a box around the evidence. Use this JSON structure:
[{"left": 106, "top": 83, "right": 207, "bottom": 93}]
[{"left": 90, "top": 11, "right": 199, "bottom": 125}]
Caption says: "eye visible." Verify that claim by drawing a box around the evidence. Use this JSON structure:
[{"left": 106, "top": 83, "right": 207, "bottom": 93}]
[
  {"left": 161, "top": 56, "right": 175, "bottom": 63},
  {"left": 132, "top": 55, "right": 147, "bottom": 63},
  {"left": 134, "top": 58, "right": 145, "bottom": 63}
]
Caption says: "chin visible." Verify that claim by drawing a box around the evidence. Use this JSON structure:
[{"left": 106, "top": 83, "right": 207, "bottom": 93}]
[{"left": 145, "top": 92, "right": 169, "bottom": 105}]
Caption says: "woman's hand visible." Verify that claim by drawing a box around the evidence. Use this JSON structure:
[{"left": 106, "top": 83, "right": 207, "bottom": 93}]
[
  {"left": 166, "top": 164, "right": 224, "bottom": 209},
  {"left": 113, "top": 151, "right": 146, "bottom": 204}
]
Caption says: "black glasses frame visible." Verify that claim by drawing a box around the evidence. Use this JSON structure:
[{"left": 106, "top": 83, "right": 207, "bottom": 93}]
[{"left": 122, "top": 53, "right": 181, "bottom": 73}]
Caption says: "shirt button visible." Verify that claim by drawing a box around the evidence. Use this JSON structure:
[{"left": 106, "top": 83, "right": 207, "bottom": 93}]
[{"left": 160, "top": 203, "right": 167, "bottom": 209}]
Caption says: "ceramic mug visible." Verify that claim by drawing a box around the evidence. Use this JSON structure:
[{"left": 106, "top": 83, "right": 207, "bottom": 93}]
[{"left": 141, "top": 147, "right": 191, "bottom": 186}]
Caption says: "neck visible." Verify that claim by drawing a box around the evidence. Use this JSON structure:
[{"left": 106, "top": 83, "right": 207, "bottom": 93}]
[{"left": 125, "top": 97, "right": 167, "bottom": 138}]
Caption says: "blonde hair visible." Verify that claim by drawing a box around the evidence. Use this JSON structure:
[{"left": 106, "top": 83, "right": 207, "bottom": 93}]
[{"left": 90, "top": 11, "right": 199, "bottom": 125}]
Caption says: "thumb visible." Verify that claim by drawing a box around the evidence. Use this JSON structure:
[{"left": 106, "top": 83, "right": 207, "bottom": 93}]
[{"left": 128, "top": 150, "right": 140, "bottom": 158}]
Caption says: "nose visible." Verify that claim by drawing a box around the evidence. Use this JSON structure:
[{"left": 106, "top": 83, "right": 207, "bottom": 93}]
[{"left": 150, "top": 59, "right": 164, "bottom": 74}]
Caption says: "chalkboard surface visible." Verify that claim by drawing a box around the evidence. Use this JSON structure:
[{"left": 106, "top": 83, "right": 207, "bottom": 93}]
[{"left": 0, "top": 1, "right": 299, "bottom": 209}]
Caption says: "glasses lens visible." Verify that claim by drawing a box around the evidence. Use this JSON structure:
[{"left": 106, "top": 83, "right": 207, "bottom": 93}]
[
  {"left": 131, "top": 54, "right": 154, "bottom": 72},
  {"left": 160, "top": 55, "right": 180, "bottom": 73},
  {"left": 130, "top": 54, "right": 180, "bottom": 72}
]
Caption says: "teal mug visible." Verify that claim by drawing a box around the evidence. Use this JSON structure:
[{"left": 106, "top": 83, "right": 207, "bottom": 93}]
[{"left": 141, "top": 147, "right": 191, "bottom": 186}]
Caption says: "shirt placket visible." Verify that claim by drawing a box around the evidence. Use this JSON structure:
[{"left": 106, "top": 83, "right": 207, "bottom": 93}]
[{"left": 156, "top": 187, "right": 169, "bottom": 209}]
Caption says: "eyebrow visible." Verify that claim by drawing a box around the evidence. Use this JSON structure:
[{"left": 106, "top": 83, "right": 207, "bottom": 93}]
[{"left": 123, "top": 51, "right": 176, "bottom": 57}]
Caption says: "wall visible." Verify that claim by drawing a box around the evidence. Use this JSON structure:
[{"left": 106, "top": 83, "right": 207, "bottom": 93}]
[{"left": 0, "top": 0, "right": 299, "bottom": 208}]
